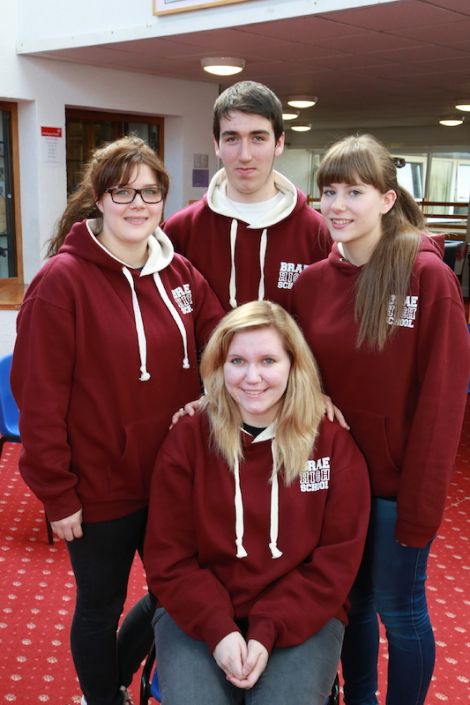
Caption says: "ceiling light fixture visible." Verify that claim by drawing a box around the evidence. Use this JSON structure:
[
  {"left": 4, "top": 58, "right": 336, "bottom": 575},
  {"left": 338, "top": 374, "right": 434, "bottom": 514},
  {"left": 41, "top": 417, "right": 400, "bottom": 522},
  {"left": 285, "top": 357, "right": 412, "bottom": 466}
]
[
  {"left": 455, "top": 102, "right": 470, "bottom": 112},
  {"left": 287, "top": 96, "right": 317, "bottom": 109},
  {"left": 291, "top": 123, "right": 312, "bottom": 132},
  {"left": 282, "top": 110, "right": 300, "bottom": 121},
  {"left": 439, "top": 117, "right": 464, "bottom": 127},
  {"left": 201, "top": 57, "right": 245, "bottom": 76}
]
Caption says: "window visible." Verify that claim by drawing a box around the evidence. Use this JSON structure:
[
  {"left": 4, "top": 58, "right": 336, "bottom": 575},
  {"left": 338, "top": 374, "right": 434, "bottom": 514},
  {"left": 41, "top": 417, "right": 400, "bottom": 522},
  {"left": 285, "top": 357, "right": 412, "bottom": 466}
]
[
  {"left": 0, "top": 103, "right": 21, "bottom": 280},
  {"left": 66, "top": 109, "right": 164, "bottom": 194},
  {"left": 394, "top": 158, "right": 425, "bottom": 200}
]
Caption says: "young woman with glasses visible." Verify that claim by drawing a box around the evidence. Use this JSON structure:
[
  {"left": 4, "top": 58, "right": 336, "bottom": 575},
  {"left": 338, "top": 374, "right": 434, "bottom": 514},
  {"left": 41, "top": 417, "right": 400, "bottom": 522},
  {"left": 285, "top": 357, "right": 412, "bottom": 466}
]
[{"left": 11, "top": 136, "right": 224, "bottom": 705}]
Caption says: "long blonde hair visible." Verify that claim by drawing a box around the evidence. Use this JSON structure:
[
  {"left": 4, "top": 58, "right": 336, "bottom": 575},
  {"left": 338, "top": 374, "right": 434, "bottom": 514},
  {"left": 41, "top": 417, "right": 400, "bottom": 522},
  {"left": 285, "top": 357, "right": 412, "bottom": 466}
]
[
  {"left": 47, "top": 136, "right": 169, "bottom": 256},
  {"left": 199, "top": 301, "right": 325, "bottom": 484},
  {"left": 317, "top": 134, "right": 425, "bottom": 350}
]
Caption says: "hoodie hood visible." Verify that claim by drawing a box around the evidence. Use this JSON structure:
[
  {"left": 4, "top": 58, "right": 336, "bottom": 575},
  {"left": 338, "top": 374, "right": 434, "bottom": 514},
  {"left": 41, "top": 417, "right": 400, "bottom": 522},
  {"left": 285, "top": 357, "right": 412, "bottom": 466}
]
[
  {"left": 328, "top": 231, "right": 444, "bottom": 275},
  {"left": 60, "top": 218, "right": 174, "bottom": 272},
  {"left": 206, "top": 168, "right": 300, "bottom": 308},
  {"left": 59, "top": 219, "right": 190, "bottom": 379},
  {"left": 207, "top": 168, "right": 298, "bottom": 228},
  {"left": 233, "top": 424, "right": 283, "bottom": 560}
]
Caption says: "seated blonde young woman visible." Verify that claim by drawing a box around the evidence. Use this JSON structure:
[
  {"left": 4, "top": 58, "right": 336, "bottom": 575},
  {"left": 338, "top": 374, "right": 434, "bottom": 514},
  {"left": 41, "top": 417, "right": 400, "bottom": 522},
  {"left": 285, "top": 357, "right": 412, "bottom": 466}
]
[{"left": 144, "top": 301, "right": 370, "bottom": 705}]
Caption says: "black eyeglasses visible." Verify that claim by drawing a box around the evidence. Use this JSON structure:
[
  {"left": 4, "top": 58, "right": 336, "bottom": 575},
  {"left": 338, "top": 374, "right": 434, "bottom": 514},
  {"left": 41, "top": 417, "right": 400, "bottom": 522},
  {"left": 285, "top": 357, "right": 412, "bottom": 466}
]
[{"left": 105, "top": 187, "right": 164, "bottom": 204}]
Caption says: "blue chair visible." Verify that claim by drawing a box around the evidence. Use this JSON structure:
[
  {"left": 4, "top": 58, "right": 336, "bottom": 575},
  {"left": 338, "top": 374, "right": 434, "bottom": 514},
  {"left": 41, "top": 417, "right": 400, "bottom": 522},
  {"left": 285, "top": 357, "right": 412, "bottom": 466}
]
[
  {"left": 0, "top": 353, "right": 20, "bottom": 453},
  {"left": 0, "top": 353, "right": 53, "bottom": 544},
  {"left": 140, "top": 644, "right": 161, "bottom": 704}
]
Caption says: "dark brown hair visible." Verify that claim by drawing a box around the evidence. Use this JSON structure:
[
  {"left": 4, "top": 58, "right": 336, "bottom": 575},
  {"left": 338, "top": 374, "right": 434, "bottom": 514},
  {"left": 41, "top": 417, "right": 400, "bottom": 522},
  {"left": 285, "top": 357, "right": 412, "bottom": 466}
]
[
  {"left": 213, "top": 81, "right": 284, "bottom": 142},
  {"left": 47, "top": 136, "right": 169, "bottom": 256}
]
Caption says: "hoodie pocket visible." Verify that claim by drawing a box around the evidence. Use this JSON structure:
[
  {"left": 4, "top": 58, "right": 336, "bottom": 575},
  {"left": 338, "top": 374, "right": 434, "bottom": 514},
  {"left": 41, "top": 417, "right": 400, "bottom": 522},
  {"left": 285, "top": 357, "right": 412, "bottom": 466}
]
[
  {"left": 345, "top": 408, "right": 400, "bottom": 492},
  {"left": 109, "top": 417, "right": 166, "bottom": 500}
]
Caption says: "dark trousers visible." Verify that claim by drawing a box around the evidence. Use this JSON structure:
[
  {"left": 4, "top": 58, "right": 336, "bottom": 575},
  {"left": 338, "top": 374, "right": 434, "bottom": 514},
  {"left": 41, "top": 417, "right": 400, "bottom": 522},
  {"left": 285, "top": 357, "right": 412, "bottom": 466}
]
[{"left": 67, "top": 507, "right": 156, "bottom": 705}]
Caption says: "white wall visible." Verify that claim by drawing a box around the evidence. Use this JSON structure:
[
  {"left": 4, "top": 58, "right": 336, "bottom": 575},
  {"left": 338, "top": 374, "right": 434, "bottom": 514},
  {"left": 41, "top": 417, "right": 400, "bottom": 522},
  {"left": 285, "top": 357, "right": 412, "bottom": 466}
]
[
  {"left": 0, "top": 0, "right": 220, "bottom": 355},
  {"left": 0, "top": 311, "right": 19, "bottom": 356},
  {"left": 1, "top": 2, "right": 219, "bottom": 282}
]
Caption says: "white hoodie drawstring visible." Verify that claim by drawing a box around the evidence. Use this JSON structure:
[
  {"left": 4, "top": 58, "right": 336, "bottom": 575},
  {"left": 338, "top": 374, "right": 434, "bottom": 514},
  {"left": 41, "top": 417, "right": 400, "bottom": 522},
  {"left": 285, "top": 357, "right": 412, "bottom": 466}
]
[
  {"left": 122, "top": 267, "right": 151, "bottom": 381},
  {"left": 233, "top": 438, "right": 283, "bottom": 560},
  {"left": 233, "top": 457, "right": 248, "bottom": 558},
  {"left": 121, "top": 266, "right": 190, "bottom": 381},
  {"left": 229, "top": 219, "right": 238, "bottom": 309},
  {"left": 87, "top": 226, "right": 189, "bottom": 380},
  {"left": 153, "top": 272, "right": 190, "bottom": 369},
  {"left": 258, "top": 229, "right": 267, "bottom": 302},
  {"left": 269, "top": 442, "right": 283, "bottom": 559}
]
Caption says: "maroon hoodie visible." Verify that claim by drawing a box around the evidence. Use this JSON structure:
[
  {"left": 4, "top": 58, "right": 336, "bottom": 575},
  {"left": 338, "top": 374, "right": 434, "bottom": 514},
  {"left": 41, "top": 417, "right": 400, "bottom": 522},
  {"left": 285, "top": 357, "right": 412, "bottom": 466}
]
[
  {"left": 144, "top": 413, "right": 370, "bottom": 654},
  {"left": 11, "top": 220, "right": 224, "bottom": 522},
  {"left": 291, "top": 235, "right": 469, "bottom": 547},
  {"left": 164, "top": 169, "right": 331, "bottom": 311}
]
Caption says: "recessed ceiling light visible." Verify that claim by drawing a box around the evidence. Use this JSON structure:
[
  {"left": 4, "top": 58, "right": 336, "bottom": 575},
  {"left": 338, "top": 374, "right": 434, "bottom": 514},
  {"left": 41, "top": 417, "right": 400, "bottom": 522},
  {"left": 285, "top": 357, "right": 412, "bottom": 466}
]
[
  {"left": 287, "top": 96, "right": 317, "bottom": 109},
  {"left": 455, "top": 102, "right": 470, "bottom": 112},
  {"left": 439, "top": 117, "right": 464, "bottom": 126},
  {"left": 290, "top": 123, "right": 312, "bottom": 132},
  {"left": 201, "top": 57, "right": 245, "bottom": 76},
  {"left": 282, "top": 110, "right": 300, "bottom": 121}
]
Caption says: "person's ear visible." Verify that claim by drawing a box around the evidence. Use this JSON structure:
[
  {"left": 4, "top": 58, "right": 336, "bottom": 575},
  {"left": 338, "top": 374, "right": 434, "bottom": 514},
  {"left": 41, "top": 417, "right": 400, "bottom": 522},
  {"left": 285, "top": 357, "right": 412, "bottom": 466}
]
[
  {"left": 274, "top": 132, "right": 285, "bottom": 157},
  {"left": 94, "top": 192, "right": 104, "bottom": 213},
  {"left": 213, "top": 136, "right": 221, "bottom": 160},
  {"left": 381, "top": 189, "right": 397, "bottom": 214}
]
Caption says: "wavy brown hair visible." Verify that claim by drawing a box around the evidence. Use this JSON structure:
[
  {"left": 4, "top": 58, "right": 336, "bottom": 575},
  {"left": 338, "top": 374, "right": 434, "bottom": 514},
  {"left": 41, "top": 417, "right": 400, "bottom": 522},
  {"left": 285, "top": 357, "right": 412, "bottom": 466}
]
[
  {"left": 317, "top": 134, "right": 425, "bottom": 350},
  {"left": 199, "top": 301, "right": 325, "bottom": 484},
  {"left": 47, "top": 136, "right": 169, "bottom": 256}
]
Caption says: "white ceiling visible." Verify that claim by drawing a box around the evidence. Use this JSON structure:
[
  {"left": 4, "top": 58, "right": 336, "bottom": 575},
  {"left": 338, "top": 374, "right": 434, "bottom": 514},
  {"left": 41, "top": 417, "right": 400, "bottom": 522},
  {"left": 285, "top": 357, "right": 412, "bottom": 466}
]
[{"left": 27, "top": 0, "right": 470, "bottom": 131}]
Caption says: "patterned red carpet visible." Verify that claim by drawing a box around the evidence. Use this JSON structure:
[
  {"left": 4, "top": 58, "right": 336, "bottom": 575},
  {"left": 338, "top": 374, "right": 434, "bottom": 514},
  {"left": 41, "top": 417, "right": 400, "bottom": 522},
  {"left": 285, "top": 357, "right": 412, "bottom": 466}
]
[{"left": 0, "top": 403, "right": 469, "bottom": 704}]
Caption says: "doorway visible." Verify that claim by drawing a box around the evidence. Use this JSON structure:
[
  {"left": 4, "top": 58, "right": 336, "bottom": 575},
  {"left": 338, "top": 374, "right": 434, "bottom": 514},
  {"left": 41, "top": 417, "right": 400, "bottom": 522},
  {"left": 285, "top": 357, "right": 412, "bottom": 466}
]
[{"left": 66, "top": 109, "right": 164, "bottom": 194}]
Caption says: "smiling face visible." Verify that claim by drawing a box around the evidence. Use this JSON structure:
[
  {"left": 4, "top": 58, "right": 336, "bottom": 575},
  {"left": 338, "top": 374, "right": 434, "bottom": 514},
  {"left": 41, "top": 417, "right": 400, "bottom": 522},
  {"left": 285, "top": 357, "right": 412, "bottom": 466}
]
[
  {"left": 223, "top": 326, "right": 291, "bottom": 427},
  {"left": 320, "top": 180, "right": 396, "bottom": 265},
  {"left": 214, "top": 110, "right": 285, "bottom": 203},
  {"left": 96, "top": 164, "right": 164, "bottom": 267}
]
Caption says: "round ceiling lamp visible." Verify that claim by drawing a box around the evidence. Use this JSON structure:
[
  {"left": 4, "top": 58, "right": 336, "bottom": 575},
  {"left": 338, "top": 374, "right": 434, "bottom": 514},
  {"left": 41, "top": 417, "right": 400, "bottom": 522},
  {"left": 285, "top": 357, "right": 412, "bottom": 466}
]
[
  {"left": 455, "top": 101, "right": 470, "bottom": 112},
  {"left": 282, "top": 110, "right": 300, "bottom": 121},
  {"left": 287, "top": 96, "right": 317, "bottom": 109},
  {"left": 290, "top": 123, "right": 312, "bottom": 132},
  {"left": 201, "top": 57, "right": 245, "bottom": 76},
  {"left": 439, "top": 117, "right": 464, "bottom": 126}
]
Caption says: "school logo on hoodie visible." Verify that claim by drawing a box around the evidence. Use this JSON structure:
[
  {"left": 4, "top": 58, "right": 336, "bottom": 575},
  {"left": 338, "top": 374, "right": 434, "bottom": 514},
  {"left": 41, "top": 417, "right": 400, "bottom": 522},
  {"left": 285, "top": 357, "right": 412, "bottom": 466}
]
[
  {"left": 299, "top": 457, "right": 330, "bottom": 492},
  {"left": 172, "top": 284, "right": 193, "bottom": 314},
  {"left": 277, "top": 262, "right": 308, "bottom": 289},
  {"left": 387, "top": 295, "right": 418, "bottom": 328}
]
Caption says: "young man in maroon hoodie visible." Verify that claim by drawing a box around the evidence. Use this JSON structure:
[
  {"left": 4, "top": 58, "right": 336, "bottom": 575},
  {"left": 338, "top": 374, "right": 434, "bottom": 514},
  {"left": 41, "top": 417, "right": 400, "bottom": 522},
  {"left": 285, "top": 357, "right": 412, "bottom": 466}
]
[{"left": 164, "top": 80, "right": 331, "bottom": 312}]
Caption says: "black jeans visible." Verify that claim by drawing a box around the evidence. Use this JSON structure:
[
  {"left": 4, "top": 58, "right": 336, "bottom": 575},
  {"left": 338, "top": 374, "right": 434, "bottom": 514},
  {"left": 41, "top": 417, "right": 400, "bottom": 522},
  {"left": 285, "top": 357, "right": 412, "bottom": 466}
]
[{"left": 67, "top": 507, "right": 156, "bottom": 705}]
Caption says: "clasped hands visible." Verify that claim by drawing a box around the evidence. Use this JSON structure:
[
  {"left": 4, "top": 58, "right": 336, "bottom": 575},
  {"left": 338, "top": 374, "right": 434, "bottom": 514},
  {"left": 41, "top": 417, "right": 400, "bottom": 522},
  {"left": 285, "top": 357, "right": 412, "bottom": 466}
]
[{"left": 213, "top": 631, "right": 268, "bottom": 689}]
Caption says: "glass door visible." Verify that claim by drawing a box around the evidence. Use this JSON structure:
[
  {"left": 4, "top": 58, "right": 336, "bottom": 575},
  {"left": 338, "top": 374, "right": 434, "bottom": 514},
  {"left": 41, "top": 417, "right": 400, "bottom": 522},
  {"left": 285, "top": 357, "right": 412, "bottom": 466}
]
[
  {"left": 66, "top": 109, "right": 164, "bottom": 194},
  {"left": 0, "top": 106, "right": 18, "bottom": 278}
]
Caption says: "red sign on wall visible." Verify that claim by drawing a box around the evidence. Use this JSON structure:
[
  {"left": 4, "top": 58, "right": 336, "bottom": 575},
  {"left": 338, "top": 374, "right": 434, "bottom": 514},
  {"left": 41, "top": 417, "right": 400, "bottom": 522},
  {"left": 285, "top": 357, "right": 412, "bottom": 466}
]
[{"left": 41, "top": 126, "right": 62, "bottom": 138}]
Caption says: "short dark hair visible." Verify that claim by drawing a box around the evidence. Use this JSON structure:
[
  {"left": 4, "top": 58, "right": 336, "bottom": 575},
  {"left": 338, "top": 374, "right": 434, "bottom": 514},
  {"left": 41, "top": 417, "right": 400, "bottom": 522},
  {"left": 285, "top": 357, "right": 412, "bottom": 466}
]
[{"left": 213, "top": 81, "right": 284, "bottom": 142}]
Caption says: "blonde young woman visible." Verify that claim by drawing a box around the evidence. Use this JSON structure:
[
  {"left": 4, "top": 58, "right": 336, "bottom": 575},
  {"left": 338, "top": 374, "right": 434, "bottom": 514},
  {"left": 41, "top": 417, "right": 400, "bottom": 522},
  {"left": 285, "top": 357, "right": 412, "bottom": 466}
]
[
  {"left": 291, "top": 134, "right": 470, "bottom": 705},
  {"left": 11, "top": 136, "right": 223, "bottom": 705},
  {"left": 144, "top": 300, "right": 370, "bottom": 705}
]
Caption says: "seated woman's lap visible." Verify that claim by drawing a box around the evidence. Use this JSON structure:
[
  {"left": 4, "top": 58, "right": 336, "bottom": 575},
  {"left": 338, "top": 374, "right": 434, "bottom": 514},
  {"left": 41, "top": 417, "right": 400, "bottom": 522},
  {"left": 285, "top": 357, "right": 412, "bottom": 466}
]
[{"left": 153, "top": 609, "right": 343, "bottom": 705}]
